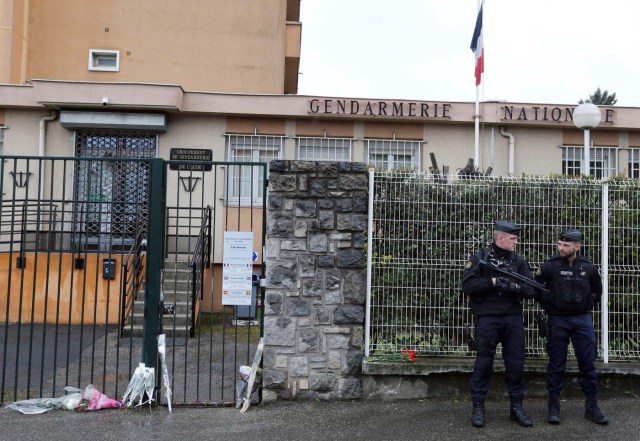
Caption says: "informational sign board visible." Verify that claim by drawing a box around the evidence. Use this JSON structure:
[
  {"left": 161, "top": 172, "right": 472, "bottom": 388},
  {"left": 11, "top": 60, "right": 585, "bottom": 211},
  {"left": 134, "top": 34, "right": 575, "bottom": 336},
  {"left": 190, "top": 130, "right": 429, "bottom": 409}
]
[
  {"left": 222, "top": 231, "right": 254, "bottom": 306},
  {"left": 169, "top": 148, "right": 213, "bottom": 171}
]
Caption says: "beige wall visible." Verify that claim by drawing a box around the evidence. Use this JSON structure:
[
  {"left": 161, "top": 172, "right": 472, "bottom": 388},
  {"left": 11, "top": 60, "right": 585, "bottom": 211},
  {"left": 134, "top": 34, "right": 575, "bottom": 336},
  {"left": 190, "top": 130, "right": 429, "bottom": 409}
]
[
  {"left": 0, "top": 0, "right": 28, "bottom": 83},
  {"left": 16, "top": 0, "right": 290, "bottom": 94},
  {"left": 4, "top": 107, "right": 640, "bottom": 182}
]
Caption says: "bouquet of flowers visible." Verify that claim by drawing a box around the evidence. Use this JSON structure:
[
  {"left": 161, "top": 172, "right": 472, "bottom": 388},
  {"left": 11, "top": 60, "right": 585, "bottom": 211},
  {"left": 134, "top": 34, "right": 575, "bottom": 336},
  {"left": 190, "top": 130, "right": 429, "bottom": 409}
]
[{"left": 76, "top": 384, "right": 124, "bottom": 411}]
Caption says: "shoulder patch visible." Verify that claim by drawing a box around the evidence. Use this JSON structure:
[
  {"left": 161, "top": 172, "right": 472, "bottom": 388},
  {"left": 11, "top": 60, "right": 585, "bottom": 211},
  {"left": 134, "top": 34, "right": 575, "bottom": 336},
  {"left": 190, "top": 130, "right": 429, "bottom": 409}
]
[
  {"left": 465, "top": 260, "right": 473, "bottom": 270},
  {"left": 535, "top": 267, "right": 541, "bottom": 276}
]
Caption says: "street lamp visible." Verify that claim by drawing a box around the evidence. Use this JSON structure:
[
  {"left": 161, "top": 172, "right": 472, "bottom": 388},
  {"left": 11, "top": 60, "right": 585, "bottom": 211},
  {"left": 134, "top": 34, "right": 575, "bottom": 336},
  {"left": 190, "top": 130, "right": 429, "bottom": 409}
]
[{"left": 573, "top": 103, "right": 602, "bottom": 176}]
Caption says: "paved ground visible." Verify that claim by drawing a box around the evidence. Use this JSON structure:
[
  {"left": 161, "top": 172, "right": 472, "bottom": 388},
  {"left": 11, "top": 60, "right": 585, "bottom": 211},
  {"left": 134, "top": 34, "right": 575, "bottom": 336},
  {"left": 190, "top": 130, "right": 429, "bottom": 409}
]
[
  {"left": 0, "top": 323, "right": 258, "bottom": 405},
  {"left": 1, "top": 397, "right": 639, "bottom": 441}
]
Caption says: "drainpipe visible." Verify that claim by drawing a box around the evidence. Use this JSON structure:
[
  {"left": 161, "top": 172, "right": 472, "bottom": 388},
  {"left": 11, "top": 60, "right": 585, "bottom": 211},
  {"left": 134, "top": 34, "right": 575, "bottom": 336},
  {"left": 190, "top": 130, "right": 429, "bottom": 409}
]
[
  {"left": 38, "top": 111, "right": 58, "bottom": 197},
  {"left": 499, "top": 126, "right": 515, "bottom": 175}
]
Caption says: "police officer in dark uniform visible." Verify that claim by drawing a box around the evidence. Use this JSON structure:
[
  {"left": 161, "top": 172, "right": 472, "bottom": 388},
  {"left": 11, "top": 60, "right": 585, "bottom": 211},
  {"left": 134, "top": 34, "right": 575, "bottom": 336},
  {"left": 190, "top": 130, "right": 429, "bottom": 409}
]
[
  {"left": 535, "top": 228, "right": 609, "bottom": 425},
  {"left": 461, "top": 220, "right": 536, "bottom": 428}
]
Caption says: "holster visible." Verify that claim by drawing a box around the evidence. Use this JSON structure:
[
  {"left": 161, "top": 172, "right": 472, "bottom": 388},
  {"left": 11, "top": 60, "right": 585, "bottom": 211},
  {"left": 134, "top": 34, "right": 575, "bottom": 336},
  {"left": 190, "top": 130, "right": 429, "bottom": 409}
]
[
  {"left": 465, "top": 324, "right": 475, "bottom": 352},
  {"left": 535, "top": 310, "right": 549, "bottom": 339}
]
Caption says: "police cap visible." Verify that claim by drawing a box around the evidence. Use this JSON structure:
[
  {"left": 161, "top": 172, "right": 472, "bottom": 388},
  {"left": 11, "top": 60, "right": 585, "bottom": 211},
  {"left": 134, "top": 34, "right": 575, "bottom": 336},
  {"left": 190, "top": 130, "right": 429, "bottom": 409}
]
[
  {"left": 559, "top": 228, "right": 583, "bottom": 242},
  {"left": 493, "top": 220, "right": 522, "bottom": 236}
]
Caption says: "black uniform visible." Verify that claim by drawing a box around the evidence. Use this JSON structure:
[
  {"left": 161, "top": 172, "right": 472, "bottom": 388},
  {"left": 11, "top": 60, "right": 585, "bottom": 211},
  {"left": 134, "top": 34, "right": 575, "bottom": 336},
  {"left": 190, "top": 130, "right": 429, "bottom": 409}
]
[
  {"left": 536, "top": 254, "right": 602, "bottom": 402},
  {"left": 462, "top": 243, "right": 536, "bottom": 404}
]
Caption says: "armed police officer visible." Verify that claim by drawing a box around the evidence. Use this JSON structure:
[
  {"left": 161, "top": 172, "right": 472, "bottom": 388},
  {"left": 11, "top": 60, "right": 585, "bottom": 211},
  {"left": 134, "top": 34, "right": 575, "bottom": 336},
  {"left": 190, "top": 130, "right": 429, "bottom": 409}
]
[
  {"left": 535, "top": 228, "right": 609, "bottom": 425},
  {"left": 461, "top": 220, "right": 537, "bottom": 428}
]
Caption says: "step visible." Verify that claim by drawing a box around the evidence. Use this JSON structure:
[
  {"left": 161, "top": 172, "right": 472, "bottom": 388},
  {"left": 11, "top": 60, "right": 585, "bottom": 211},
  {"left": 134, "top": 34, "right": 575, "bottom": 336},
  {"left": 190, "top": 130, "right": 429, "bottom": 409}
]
[
  {"left": 163, "top": 278, "right": 193, "bottom": 292},
  {"left": 164, "top": 261, "right": 193, "bottom": 272},
  {"left": 121, "top": 324, "right": 190, "bottom": 338},
  {"left": 136, "top": 289, "right": 193, "bottom": 302},
  {"left": 128, "top": 312, "right": 191, "bottom": 328},
  {"left": 133, "top": 300, "right": 191, "bottom": 315}
]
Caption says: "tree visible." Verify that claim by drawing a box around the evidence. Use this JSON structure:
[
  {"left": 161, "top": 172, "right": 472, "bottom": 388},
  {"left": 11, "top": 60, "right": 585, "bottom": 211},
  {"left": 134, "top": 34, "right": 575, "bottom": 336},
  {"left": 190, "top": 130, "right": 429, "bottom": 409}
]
[{"left": 579, "top": 87, "right": 617, "bottom": 105}]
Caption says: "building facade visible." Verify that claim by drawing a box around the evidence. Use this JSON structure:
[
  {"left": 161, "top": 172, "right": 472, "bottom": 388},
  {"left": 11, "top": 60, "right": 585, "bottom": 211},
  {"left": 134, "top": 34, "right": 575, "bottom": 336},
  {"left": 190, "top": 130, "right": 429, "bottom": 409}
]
[{"left": 2, "top": 0, "right": 640, "bottom": 319}]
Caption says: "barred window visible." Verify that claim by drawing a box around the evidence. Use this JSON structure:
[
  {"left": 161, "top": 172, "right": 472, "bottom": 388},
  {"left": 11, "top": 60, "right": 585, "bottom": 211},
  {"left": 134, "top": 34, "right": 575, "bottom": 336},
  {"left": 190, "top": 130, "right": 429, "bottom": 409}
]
[
  {"left": 629, "top": 149, "right": 640, "bottom": 178},
  {"left": 74, "top": 131, "right": 157, "bottom": 252},
  {"left": 226, "top": 134, "right": 282, "bottom": 204},
  {"left": 297, "top": 137, "right": 352, "bottom": 161},
  {"left": 366, "top": 139, "right": 421, "bottom": 171},
  {"left": 562, "top": 146, "right": 617, "bottom": 179}
]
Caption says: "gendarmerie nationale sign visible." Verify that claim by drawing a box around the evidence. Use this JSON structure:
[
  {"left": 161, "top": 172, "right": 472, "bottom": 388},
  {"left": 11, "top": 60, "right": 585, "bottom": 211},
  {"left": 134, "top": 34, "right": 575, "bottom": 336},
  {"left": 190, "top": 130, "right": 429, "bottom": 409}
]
[
  {"left": 501, "top": 105, "right": 614, "bottom": 123},
  {"left": 308, "top": 98, "right": 615, "bottom": 125},
  {"left": 309, "top": 98, "right": 452, "bottom": 119},
  {"left": 169, "top": 148, "right": 213, "bottom": 171}
]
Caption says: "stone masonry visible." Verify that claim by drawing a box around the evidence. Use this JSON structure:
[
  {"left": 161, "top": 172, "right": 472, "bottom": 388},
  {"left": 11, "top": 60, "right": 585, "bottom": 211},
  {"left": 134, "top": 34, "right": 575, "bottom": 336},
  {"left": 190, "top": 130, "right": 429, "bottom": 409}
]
[{"left": 263, "top": 160, "right": 367, "bottom": 400}]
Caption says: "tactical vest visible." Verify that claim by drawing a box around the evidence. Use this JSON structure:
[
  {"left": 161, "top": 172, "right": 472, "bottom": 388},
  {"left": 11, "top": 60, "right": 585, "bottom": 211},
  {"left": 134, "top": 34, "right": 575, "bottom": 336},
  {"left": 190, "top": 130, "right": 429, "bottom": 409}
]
[
  {"left": 544, "top": 257, "right": 594, "bottom": 314},
  {"left": 468, "top": 247, "right": 523, "bottom": 315}
]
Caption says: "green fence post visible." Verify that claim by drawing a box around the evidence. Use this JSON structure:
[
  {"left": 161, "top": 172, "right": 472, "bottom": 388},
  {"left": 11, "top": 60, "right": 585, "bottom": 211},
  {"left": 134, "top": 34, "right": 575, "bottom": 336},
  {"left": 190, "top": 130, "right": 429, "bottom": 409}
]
[{"left": 143, "top": 158, "right": 165, "bottom": 371}]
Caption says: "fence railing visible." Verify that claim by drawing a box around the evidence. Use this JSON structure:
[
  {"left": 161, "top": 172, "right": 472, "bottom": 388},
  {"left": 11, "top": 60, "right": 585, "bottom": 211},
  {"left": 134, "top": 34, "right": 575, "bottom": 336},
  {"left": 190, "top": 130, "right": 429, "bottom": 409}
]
[
  {"left": 120, "top": 230, "right": 146, "bottom": 336},
  {"left": 189, "top": 206, "right": 212, "bottom": 337},
  {"left": 366, "top": 170, "right": 640, "bottom": 362}
]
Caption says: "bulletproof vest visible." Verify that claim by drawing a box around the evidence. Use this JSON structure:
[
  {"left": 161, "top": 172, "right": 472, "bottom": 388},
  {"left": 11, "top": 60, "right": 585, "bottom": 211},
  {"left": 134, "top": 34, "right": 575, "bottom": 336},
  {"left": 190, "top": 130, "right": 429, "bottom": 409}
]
[
  {"left": 468, "top": 247, "right": 523, "bottom": 315},
  {"left": 547, "top": 258, "right": 593, "bottom": 312}
]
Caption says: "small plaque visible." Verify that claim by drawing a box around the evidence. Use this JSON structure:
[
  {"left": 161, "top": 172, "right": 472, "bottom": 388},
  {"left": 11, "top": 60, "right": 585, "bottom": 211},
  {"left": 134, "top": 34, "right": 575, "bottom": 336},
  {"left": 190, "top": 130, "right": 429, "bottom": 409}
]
[{"left": 169, "top": 148, "right": 213, "bottom": 171}]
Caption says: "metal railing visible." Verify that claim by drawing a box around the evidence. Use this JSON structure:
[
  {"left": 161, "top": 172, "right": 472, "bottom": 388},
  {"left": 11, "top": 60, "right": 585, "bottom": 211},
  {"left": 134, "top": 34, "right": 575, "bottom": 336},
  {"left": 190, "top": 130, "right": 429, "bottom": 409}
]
[
  {"left": 366, "top": 170, "right": 640, "bottom": 362},
  {"left": 0, "top": 199, "right": 59, "bottom": 257},
  {"left": 120, "top": 230, "right": 146, "bottom": 336},
  {"left": 189, "top": 206, "right": 212, "bottom": 337},
  {"left": 1, "top": 156, "right": 266, "bottom": 406}
]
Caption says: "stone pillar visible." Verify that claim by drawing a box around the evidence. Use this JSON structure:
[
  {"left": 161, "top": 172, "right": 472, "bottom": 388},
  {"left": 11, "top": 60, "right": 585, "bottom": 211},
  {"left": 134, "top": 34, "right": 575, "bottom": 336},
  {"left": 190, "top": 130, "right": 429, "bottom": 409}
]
[{"left": 263, "top": 160, "right": 367, "bottom": 400}]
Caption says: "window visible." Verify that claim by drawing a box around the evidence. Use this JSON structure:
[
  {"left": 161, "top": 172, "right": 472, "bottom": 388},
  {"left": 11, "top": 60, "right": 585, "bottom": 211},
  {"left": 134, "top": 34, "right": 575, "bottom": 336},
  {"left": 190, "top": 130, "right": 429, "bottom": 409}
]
[
  {"left": 297, "top": 137, "right": 352, "bottom": 161},
  {"left": 366, "top": 139, "right": 421, "bottom": 171},
  {"left": 226, "top": 134, "right": 283, "bottom": 204},
  {"left": 561, "top": 146, "right": 617, "bottom": 179},
  {"left": 73, "top": 131, "right": 157, "bottom": 251},
  {"left": 88, "top": 49, "right": 120, "bottom": 72},
  {"left": 629, "top": 149, "right": 640, "bottom": 178}
]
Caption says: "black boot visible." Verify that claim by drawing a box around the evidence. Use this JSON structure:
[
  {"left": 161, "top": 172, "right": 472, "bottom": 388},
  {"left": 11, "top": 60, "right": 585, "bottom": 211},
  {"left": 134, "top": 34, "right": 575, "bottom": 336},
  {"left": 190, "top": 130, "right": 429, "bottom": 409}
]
[
  {"left": 471, "top": 401, "right": 485, "bottom": 427},
  {"left": 547, "top": 397, "right": 560, "bottom": 424},
  {"left": 585, "top": 400, "right": 609, "bottom": 425},
  {"left": 510, "top": 401, "right": 533, "bottom": 427}
]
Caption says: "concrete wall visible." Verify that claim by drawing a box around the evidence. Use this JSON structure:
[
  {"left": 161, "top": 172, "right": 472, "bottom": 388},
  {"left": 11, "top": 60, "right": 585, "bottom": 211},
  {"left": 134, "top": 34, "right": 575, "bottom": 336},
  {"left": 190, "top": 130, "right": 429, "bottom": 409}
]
[{"left": 2, "top": 0, "right": 292, "bottom": 94}]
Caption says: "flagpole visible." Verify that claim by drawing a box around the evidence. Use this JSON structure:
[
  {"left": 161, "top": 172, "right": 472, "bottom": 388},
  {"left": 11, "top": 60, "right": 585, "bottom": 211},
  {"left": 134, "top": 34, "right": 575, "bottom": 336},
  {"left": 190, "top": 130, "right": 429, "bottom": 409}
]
[
  {"left": 475, "top": 82, "right": 480, "bottom": 169},
  {"left": 474, "top": 0, "right": 482, "bottom": 169}
]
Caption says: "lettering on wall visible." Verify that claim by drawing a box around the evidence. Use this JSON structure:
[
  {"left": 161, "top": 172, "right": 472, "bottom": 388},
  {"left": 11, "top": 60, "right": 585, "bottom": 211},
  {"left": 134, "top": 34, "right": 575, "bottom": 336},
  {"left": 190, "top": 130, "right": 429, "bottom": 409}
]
[
  {"left": 501, "top": 106, "right": 614, "bottom": 124},
  {"left": 308, "top": 99, "right": 452, "bottom": 119}
]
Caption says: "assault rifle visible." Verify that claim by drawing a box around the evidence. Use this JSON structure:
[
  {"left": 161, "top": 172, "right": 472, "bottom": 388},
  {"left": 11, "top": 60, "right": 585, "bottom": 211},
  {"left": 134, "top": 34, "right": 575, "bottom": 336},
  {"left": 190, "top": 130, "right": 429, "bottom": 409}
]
[{"left": 478, "top": 257, "right": 550, "bottom": 295}]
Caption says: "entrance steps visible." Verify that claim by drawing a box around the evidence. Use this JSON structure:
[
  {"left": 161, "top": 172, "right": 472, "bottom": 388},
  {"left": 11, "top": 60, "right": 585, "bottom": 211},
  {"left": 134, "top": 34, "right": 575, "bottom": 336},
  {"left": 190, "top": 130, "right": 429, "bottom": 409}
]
[{"left": 122, "top": 256, "right": 194, "bottom": 338}]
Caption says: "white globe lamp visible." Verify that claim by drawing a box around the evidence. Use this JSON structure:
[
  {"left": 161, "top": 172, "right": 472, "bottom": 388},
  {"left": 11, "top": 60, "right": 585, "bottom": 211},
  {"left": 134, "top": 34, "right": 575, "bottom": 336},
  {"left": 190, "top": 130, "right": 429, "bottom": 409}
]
[{"left": 573, "top": 103, "right": 602, "bottom": 176}]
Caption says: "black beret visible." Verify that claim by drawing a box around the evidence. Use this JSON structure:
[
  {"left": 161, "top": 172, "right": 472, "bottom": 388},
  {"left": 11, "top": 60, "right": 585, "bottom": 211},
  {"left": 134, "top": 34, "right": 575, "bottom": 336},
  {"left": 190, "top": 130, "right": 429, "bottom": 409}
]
[
  {"left": 559, "top": 228, "right": 583, "bottom": 242},
  {"left": 493, "top": 220, "right": 522, "bottom": 236}
]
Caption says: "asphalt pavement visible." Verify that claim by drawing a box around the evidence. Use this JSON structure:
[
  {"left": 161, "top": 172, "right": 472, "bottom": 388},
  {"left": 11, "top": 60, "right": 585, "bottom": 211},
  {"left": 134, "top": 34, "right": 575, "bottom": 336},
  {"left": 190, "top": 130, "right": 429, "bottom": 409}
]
[{"left": 1, "top": 396, "right": 639, "bottom": 441}]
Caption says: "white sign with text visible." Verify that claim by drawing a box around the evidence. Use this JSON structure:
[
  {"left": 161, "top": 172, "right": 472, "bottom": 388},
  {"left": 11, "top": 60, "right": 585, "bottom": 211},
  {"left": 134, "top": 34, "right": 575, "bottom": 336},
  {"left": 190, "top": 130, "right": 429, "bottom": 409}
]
[{"left": 222, "top": 231, "right": 254, "bottom": 306}]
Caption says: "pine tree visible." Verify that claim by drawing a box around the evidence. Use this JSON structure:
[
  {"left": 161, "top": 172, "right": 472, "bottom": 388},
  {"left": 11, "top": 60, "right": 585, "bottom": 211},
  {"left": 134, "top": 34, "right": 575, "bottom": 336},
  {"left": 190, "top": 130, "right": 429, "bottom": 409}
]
[{"left": 579, "top": 87, "right": 617, "bottom": 105}]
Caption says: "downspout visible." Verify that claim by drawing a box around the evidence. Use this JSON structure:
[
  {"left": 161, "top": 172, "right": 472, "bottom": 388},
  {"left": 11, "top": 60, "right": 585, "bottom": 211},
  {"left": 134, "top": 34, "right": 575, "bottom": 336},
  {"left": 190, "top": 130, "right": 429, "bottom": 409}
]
[
  {"left": 499, "top": 126, "right": 515, "bottom": 175},
  {"left": 39, "top": 111, "right": 58, "bottom": 197}
]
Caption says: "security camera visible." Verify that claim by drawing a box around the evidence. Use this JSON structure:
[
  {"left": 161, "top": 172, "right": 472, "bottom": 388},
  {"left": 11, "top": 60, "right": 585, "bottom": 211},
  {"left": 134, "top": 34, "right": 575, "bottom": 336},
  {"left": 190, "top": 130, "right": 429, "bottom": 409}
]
[{"left": 101, "top": 96, "right": 110, "bottom": 107}]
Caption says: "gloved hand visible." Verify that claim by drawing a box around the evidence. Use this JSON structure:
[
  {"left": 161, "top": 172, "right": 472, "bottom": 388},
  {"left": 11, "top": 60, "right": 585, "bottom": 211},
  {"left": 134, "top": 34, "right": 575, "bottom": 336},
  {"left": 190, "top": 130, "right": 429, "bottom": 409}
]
[{"left": 495, "top": 277, "right": 521, "bottom": 295}]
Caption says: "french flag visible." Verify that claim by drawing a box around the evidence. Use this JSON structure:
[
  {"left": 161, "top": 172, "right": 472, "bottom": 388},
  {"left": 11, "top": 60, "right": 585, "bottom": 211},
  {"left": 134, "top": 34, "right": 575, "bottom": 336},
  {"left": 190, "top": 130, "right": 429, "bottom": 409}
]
[{"left": 470, "top": 4, "right": 484, "bottom": 86}]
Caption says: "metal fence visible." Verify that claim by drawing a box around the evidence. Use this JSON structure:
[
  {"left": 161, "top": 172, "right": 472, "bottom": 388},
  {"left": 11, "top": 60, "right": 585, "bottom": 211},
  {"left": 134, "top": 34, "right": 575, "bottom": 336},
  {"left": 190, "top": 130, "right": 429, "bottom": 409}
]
[
  {"left": 0, "top": 155, "right": 266, "bottom": 406},
  {"left": 365, "top": 170, "right": 640, "bottom": 362}
]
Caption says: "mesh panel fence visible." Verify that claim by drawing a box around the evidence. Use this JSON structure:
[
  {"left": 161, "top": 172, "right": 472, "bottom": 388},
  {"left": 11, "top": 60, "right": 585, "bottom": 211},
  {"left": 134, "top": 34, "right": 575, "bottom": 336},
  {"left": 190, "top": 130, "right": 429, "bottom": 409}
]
[{"left": 367, "top": 171, "right": 640, "bottom": 361}]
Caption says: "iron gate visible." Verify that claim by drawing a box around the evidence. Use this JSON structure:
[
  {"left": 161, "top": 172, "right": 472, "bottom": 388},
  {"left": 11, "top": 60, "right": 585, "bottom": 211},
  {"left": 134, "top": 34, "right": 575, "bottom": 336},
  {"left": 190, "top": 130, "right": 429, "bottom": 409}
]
[{"left": 0, "top": 155, "right": 267, "bottom": 407}]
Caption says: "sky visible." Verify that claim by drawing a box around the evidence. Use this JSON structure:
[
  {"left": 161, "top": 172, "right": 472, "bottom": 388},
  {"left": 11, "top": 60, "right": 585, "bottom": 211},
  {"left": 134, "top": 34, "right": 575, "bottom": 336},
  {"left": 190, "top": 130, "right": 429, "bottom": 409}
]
[{"left": 298, "top": 0, "right": 640, "bottom": 107}]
